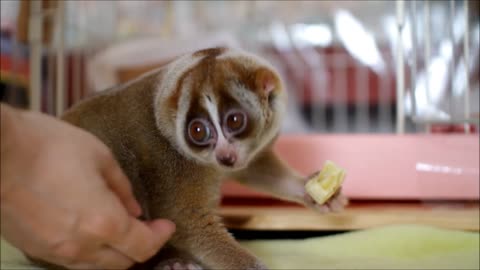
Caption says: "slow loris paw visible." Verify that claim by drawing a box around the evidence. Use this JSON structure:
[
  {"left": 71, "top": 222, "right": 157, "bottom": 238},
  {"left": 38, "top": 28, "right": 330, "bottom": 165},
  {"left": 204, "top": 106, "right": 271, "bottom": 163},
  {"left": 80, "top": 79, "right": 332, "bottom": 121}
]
[
  {"left": 154, "top": 259, "right": 203, "bottom": 270},
  {"left": 301, "top": 169, "right": 349, "bottom": 214},
  {"left": 304, "top": 188, "right": 348, "bottom": 214}
]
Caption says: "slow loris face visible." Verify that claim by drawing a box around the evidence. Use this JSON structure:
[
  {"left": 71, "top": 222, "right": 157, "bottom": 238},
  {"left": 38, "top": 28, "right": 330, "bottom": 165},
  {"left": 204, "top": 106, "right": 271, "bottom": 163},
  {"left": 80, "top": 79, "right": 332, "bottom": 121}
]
[{"left": 155, "top": 47, "right": 287, "bottom": 171}]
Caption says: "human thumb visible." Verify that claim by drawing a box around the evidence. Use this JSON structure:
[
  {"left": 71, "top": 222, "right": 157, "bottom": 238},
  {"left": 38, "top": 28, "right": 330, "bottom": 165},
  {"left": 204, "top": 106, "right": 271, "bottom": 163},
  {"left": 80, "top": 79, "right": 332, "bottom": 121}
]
[{"left": 146, "top": 219, "right": 176, "bottom": 249}]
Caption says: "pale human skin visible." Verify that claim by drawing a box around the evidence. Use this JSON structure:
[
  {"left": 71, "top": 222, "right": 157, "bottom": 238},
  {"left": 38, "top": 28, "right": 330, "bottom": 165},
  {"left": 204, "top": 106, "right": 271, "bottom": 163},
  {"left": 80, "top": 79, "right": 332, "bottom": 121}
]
[{"left": 0, "top": 103, "right": 176, "bottom": 270}]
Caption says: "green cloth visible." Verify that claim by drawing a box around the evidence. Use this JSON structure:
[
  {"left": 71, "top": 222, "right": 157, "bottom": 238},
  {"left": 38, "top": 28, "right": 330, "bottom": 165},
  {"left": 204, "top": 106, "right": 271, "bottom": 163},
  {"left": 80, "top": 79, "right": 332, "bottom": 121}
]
[
  {"left": 2, "top": 225, "right": 479, "bottom": 269},
  {"left": 241, "top": 225, "right": 479, "bottom": 269}
]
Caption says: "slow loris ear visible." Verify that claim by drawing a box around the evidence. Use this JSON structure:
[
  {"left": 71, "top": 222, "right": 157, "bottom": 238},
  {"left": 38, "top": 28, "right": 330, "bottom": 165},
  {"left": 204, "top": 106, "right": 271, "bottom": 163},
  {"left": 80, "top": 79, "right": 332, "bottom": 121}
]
[{"left": 255, "top": 68, "right": 278, "bottom": 95}]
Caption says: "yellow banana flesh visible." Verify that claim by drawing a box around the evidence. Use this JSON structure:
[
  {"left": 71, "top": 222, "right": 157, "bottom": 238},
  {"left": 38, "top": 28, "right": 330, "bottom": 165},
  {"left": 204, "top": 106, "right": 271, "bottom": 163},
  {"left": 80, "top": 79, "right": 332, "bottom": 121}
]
[{"left": 305, "top": 160, "right": 346, "bottom": 205}]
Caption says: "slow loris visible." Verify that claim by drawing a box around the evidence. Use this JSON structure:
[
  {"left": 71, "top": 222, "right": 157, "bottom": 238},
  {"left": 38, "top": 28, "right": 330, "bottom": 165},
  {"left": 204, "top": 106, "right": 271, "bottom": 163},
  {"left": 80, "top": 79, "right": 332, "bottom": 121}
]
[{"left": 59, "top": 47, "right": 347, "bottom": 270}]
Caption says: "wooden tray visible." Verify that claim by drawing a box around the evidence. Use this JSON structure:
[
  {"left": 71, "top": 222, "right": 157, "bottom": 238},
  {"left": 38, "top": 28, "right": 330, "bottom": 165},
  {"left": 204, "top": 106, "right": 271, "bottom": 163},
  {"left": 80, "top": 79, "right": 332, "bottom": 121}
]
[{"left": 219, "top": 201, "right": 480, "bottom": 232}]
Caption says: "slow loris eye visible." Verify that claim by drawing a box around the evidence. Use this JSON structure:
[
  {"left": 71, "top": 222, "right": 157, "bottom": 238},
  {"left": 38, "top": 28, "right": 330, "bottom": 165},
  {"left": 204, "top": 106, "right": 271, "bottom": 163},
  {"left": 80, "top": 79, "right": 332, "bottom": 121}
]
[
  {"left": 224, "top": 110, "right": 247, "bottom": 135},
  {"left": 188, "top": 119, "right": 213, "bottom": 146}
]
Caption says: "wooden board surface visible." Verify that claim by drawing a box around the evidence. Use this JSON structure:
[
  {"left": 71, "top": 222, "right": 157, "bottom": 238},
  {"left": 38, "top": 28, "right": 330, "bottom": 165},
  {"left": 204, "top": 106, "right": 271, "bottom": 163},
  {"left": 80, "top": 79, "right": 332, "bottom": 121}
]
[{"left": 219, "top": 201, "right": 480, "bottom": 232}]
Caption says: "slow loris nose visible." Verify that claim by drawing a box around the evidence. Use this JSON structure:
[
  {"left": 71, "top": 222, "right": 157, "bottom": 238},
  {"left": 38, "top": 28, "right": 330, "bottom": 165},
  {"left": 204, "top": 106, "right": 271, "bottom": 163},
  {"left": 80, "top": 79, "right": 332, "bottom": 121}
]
[
  {"left": 216, "top": 153, "right": 237, "bottom": 167},
  {"left": 215, "top": 143, "right": 237, "bottom": 167},
  {"left": 215, "top": 137, "right": 237, "bottom": 167}
]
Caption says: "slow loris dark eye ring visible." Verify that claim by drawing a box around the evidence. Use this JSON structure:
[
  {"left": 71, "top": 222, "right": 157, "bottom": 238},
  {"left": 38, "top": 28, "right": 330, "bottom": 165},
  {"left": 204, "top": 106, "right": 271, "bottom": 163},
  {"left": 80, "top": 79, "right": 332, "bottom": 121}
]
[
  {"left": 188, "top": 119, "right": 213, "bottom": 146},
  {"left": 224, "top": 110, "right": 247, "bottom": 135}
]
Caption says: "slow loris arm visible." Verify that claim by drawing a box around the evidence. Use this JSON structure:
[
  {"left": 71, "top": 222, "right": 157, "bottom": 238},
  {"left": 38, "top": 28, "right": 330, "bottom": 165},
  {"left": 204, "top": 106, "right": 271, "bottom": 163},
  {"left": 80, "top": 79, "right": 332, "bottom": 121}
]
[
  {"left": 230, "top": 148, "right": 349, "bottom": 213},
  {"left": 229, "top": 148, "right": 306, "bottom": 204}
]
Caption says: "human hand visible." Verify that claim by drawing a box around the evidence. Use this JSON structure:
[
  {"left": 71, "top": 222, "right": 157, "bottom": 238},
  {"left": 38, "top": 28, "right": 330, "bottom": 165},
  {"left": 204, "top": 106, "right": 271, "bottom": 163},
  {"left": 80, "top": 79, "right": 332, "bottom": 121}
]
[{"left": 0, "top": 104, "right": 175, "bottom": 269}]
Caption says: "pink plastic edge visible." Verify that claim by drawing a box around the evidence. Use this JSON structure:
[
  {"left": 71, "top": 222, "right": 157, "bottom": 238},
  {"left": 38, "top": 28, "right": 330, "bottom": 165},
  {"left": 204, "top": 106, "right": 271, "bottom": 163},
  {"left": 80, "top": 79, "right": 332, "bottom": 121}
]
[{"left": 221, "top": 134, "right": 480, "bottom": 201}]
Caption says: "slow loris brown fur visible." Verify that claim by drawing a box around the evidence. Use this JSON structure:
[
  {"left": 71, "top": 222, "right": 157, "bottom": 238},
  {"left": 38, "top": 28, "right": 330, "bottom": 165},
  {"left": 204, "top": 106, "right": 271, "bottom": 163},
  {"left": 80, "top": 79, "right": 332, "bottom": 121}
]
[{"left": 36, "top": 47, "right": 347, "bottom": 270}]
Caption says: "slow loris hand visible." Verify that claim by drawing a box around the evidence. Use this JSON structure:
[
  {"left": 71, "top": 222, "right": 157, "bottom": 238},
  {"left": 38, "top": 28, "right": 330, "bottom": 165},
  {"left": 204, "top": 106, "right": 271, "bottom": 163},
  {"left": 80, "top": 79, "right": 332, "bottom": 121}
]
[
  {"left": 0, "top": 104, "right": 175, "bottom": 270},
  {"left": 302, "top": 177, "right": 348, "bottom": 214}
]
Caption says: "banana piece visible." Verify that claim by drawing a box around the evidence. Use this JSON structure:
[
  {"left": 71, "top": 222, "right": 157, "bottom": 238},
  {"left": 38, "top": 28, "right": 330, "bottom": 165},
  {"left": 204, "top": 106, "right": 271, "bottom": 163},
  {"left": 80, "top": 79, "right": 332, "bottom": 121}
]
[{"left": 305, "top": 160, "right": 346, "bottom": 205}]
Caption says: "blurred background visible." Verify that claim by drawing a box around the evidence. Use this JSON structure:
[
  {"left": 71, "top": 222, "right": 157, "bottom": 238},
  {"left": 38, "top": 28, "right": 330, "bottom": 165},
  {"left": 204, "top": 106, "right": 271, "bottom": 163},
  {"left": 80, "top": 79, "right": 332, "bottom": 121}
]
[
  {"left": 0, "top": 0, "right": 479, "bottom": 235},
  {"left": 1, "top": 0, "right": 478, "bottom": 135}
]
